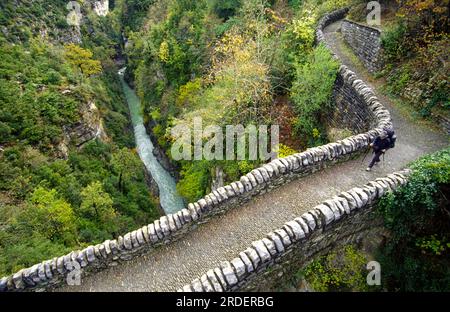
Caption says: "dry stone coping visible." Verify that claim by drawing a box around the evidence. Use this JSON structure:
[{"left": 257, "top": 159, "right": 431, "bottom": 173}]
[{"left": 179, "top": 169, "right": 411, "bottom": 292}]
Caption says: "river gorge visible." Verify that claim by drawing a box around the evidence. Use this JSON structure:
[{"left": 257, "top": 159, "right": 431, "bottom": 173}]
[{"left": 119, "top": 68, "right": 185, "bottom": 215}]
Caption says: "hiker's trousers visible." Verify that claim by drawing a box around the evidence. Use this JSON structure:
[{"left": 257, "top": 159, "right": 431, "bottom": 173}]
[{"left": 368, "top": 150, "right": 384, "bottom": 168}]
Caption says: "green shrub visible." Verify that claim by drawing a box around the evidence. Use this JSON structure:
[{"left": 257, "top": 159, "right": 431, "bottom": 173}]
[
  {"left": 300, "top": 245, "right": 370, "bottom": 292},
  {"left": 420, "top": 86, "right": 449, "bottom": 118},
  {"left": 377, "top": 148, "right": 450, "bottom": 291},
  {"left": 0, "top": 233, "right": 71, "bottom": 277},
  {"left": 177, "top": 161, "right": 211, "bottom": 203},
  {"left": 290, "top": 44, "right": 339, "bottom": 147},
  {"left": 381, "top": 22, "right": 409, "bottom": 63},
  {"left": 386, "top": 65, "right": 411, "bottom": 96}
]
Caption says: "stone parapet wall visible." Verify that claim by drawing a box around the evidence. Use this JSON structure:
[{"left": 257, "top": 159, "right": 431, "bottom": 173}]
[
  {"left": 0, "top": 8, "right": 394, "bottom": 292},
  {"left": 340, "top": 19, "right": 383, "bottom": 73},
  {"left": 340, "top": 18, "right": 450, "bottom": 136},
  {"left": 319, "top": 9, "right": 387, "bottom": 134},
  {"left": 179, "top": 170, "right": 411, "bottom": 292}
]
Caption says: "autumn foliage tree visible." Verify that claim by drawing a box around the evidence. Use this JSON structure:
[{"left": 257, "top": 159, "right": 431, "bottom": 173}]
[
  {"left": 64, "top": 43, "right": 102, "bottom": 78},
  {"left": 381, "top": 0, "right": 449, "bottom": 117},
  {"left": 389, "top": 0, "right": 449, "bottom": 56},
  {"left": 174, "top": 0, "right": 287, "bottom": 128}
]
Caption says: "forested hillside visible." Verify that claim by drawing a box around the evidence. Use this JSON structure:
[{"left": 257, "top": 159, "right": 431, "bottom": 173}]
[{"left": 0, "top": 0, "right": 160, "bottom": 275}]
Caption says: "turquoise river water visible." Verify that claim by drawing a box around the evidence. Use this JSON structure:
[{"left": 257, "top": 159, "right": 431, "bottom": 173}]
[{"left": 119, "top": 68, "right": 185, "bottom": 214}]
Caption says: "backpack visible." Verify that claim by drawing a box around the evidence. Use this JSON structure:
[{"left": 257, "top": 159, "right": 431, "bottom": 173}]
[{"left": 388, "top": 134, "right": 397, "bottom": 149}]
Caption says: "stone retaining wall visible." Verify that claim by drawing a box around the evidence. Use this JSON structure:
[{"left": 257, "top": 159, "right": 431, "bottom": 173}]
[
  {"left": 328, "top": 67, "right": 378, "bottom": 134},
  {"left": 0, "top": 8, "right": 394, "bottom": 292},
  {"left": 179, "top": 170, "right": 411, "bottom": 292},
  {"left": 341, "top": 19, "right": 383, "bottom": 73},
  {"left": 435, "top": 113, "right": 450, "bottom": 135}
]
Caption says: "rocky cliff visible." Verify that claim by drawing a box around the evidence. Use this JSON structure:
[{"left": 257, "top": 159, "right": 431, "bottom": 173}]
[{"left": 58, "top": 99, "right": 108, "bottom": 158}]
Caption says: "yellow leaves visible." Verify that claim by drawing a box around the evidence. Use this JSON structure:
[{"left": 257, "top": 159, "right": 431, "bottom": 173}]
[
  {"left": 321, "top": 0, "right": 350, "bottom": 12},
  {"left": 312, "top": 128, "right": 320, "bottom": 139},
  {"left": 176, "top": 78, "right": 203, "bottom": 108},
  {"left": 215, "top": 33, "right": 245, "bottom": 56},
  {"left": 176, "top": 34, "right": 272, "bottom": 126},
  {"left": 291, "top": 11, "right": 317, "bottom": 46},
  {"left": 398, "top": 0, "right": 449, "bottom": 19},
  {"left": 64, "top": 43, "right": 102, "bottom": 77},
  {"left": 65, "top": 43, "right": 93, "bottom": 61},
  {"left": 432, "top": 6, "right": 447, "bottom": 14},
  {"left": 235, "top": 49, "right": 252, "bottom": 63},
  {"left": 81, "top": 60, "right": 102, "bottom": 77},
  {"left": 265, "top": 8, "right": 287, "bottom": 27},
  {"left": 411, "top": 0, "right": 440, "bottom": 11},
  {"left": 274, "top": 143, "right": 298, "bottom": 158},
  {"left": 159, "top": 41, "right": 170, "bottom": 63},
  {"left": 172, "top": 1, "right": 282, "bottom": 127}
]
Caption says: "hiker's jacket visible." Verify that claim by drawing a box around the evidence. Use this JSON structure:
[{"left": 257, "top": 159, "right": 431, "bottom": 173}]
[{"left": 372, "top": 131, "right": 396, "bottom": 152}]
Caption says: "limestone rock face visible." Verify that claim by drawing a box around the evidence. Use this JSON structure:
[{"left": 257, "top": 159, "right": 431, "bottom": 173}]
[
  {"left": 57, "top": 100, "right": 108, "bottom": 158},
  {"left": 61, "top": 1, "right": 110, "bottom": 44},
  {"left": 61, "top": 25, "right": 83, "bottom": 44}
]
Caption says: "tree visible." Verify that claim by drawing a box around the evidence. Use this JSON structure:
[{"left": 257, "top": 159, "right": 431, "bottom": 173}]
[
  {"left": 64, "top": 43, "right": 102, "bottom": 78},
  {"left": 110, "top": 148, "right": 142, "bottom": 192},
  {"left": 80, "top": 181, "right": 116, "bottom": 223},
  {"left": 27, "top": 187, "right": 77, "bottom": 244},
  {"left": 159, "top": 41, "right": 170, "bottom": 63}
]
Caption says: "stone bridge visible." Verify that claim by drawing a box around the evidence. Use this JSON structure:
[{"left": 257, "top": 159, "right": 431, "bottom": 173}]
[{"left": 1, "top": 9, "right": 448, "bottom": 292}]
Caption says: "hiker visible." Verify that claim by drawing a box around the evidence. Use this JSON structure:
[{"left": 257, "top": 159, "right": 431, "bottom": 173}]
[{"left": 366, "top": 128, "right": 396, "bottom": 171}]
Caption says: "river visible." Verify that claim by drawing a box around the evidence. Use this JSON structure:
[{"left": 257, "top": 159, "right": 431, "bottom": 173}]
[{"left": 118, "top": 68, "right": 185, "bottom": 215}]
